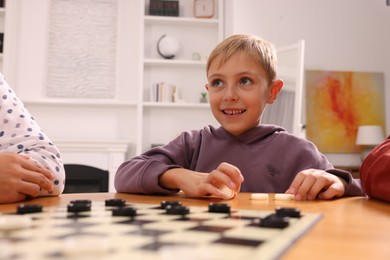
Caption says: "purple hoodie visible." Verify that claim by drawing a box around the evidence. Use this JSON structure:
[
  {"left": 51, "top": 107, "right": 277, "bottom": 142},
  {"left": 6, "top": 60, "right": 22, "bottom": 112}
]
[{"left": 115, "top": 125, "right": 364, "bottom": 196}]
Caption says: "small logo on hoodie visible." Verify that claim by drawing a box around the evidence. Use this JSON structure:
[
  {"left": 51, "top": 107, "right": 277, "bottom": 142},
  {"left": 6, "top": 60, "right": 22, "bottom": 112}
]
[{"left": 266, "top": 164, "right": 280, "bottom": 177}]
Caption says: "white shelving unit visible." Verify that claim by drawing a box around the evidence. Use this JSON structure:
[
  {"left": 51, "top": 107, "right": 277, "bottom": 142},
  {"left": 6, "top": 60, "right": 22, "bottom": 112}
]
[
  {"left": 2, "top": 0, "right": 224, "bottom": 187},
  {"left": 138, "top": 0, "right": 224, "bottom": 153}
]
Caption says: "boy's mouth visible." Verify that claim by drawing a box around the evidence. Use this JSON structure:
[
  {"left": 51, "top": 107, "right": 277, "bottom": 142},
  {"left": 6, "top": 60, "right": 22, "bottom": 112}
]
[{"left": 222, "top": 109, "right": 246, "bottom": 115}]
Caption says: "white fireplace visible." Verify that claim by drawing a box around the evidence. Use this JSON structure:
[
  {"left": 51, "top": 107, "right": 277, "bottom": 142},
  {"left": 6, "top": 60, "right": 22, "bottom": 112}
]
[{"left": 55, "top": 139, "right": 130, "bottom": 192}]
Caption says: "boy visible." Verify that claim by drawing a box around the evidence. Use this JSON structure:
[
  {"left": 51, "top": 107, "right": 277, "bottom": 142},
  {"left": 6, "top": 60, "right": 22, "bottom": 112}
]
[
  {"left": 0, "top": 74, "right": 65, "bottom": 203},
  {"left": 359, "top": 135, "right": 390, "bottom": 202},
  {"left": 115, "top": 34, "right": 364, "bottom": 200}
]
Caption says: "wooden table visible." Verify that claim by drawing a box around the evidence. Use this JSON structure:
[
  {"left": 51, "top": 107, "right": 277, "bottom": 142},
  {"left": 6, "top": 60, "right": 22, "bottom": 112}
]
[{"left": 1, "top": 193, "right": 390, "bottom": 259}]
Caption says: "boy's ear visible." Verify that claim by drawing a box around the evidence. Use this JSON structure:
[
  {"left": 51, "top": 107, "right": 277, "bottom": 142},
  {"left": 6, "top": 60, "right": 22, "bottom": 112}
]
[
  {"left": 267, "top": 80, "right": 283, "bottom": 104},
  {"left": 205, "top": 83, "right": 209, "bottom": 91}
]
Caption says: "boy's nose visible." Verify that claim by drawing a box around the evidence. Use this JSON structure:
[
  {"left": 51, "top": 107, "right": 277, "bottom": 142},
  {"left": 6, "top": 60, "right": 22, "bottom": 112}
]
[{"left": 223, "top": 86, "right": 238, "bottom": 101}]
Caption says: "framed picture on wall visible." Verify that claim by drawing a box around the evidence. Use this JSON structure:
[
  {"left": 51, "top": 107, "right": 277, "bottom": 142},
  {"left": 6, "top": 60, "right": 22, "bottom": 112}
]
[{"left": 305, "top": 70, "right": 385, "bottom": 153}]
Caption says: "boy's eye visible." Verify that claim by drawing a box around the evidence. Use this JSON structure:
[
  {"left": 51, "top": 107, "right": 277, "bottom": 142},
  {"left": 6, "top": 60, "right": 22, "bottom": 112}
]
[
  {"left": 212, "top": 79, "right": 223, "bottom": 87},
  {"left": 240, "top": 77, "right": 252, "bottom": 85}
]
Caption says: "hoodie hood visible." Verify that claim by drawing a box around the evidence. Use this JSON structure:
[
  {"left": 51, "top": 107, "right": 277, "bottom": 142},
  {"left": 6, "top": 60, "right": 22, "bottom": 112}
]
[{"left": 209, "top": 124, "right": 287, "bottom": 144}]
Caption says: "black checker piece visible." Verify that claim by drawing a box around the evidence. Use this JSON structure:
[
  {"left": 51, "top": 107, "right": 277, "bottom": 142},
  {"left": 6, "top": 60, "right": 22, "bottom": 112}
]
[
  {"left": 208, "top": 203, "right": 231, "bottom": 214},
  {"left": 165, "top": 205, "right": 190, "bottom": 215},
  {"left": 160, "top": 201, "right": 182, "bottom": 209},
  {"left": 276, "top": 207, "right": 301, "bottom": 218},
  {"left": 70, "top": 200, "right": 91, "bottom": 204},
  {"left": 213, "top": 237, "right": 264, "bottom": 247},
  {"left": 17, "top": 204, "right": 43, "bottom": 214},
  {"left": 259, "top": 214, "right": 289, "bottom": 228},
  {"left": 105, "top": 199, "right": 127, "bottom": 207},
  {"left": 67, "top": 201, "right": 91, "bottom": 213},
  {"left": 112, "top": 207, "right": 137, "bottom": 217}
]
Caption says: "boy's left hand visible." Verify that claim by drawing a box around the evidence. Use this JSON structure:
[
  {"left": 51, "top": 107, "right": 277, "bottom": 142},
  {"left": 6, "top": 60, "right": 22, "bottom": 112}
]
[{"left": 285, "top": 169, "right": 347, "bottom": 200}]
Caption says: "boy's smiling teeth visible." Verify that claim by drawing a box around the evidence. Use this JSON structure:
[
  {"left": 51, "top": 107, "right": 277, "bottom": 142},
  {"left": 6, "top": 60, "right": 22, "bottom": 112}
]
[{"left": 223, "top": 109, "right": 245, "bottom": 115}]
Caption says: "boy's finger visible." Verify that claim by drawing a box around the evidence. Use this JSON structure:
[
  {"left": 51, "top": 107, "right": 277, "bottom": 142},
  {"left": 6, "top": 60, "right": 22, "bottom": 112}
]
[{"left": 287, "top": 172, "right": 306, "bottom": 194}]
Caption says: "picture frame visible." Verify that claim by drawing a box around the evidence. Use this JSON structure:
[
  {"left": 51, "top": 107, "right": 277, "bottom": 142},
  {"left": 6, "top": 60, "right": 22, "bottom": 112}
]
[{"left": 193, "top": 0, "right": 215, "bottom": 18}]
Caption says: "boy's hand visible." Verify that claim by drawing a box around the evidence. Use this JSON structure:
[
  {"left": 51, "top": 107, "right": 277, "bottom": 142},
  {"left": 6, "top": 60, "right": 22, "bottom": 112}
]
[
  {"left": 285, "top": 169, "right": 347, "bottom": 200},
  {"left": 204, "top": 162, "right": 244, "bottom": 198},
  {"left": 0, "top": 153, "right": 54, "bottom": 204},
  {"left": 160, "top": 162, "right": 244, "bottom": 199}
]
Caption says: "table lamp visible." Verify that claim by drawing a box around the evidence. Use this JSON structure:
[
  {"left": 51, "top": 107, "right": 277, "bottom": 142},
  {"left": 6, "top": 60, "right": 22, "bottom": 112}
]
[{"left": 356, "top": 125, "right": 385, "bottom": 160}]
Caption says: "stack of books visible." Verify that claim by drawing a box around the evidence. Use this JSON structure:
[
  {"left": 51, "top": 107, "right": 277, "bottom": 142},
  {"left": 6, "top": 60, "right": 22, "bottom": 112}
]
[
  {"left": 150, "top": 82, "right": 177, "bottom": 103},
  {"left": 0, "top": 33, "right": 3, "bottom": 53},
  {"left": 149, "top": 0, "right": 179, "bottom": 17}
]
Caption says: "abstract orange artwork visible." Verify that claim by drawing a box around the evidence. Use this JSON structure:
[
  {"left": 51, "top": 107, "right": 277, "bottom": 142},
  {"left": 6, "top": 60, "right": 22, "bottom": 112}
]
[{"left": 305, "top": 70, "right": 385, "bottom": 153}]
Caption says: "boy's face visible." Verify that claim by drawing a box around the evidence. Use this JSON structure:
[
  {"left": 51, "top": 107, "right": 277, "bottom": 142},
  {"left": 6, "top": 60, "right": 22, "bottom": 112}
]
[{"left": 206, "top": 52, "right": 283, "bottom": 136}]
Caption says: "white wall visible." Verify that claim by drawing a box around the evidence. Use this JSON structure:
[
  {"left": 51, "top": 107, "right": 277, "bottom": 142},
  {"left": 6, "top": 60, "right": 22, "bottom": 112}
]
[
  {"left": 226, "top": 0, "right": 390, "bottom": 166},
  {"left": 226, "top": 0, "right": 390, "bottom": 134}
]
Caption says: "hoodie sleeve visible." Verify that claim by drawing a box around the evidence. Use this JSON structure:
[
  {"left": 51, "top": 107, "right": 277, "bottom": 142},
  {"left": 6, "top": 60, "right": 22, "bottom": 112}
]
[
  {"left": 326, "top": 168, "right": 365, "bottom": 196},
  {"left": 115, "top": 130, "right": 202, "bottom": 194}
]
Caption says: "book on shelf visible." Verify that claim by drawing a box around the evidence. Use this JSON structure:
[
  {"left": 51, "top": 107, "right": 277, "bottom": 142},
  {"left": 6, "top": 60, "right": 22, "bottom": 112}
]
[
  {"left": 149, "top": 0, "right": 179, "bottom": 17},
  {"left": 150, "top": 82, "right": 177, "bottom": 103}
]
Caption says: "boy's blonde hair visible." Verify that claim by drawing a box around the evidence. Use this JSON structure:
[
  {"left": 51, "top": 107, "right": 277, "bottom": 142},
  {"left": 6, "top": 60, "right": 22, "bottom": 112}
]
[{"left": 206, "top": 34, "right": 278, "bottom": 85}]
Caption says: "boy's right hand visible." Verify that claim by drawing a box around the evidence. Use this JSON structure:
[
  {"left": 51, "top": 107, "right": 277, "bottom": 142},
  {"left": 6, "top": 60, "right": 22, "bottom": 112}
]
[
  {"left": 159, "top": 162, "right": 244, "bottom": 199},
  {"left": 0, "top": 153, "right": 54, "bottom": 204}
]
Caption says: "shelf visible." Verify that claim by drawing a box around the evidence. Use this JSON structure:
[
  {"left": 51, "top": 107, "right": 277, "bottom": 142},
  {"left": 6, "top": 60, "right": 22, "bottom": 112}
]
[
  {"left": 144, "top": 15, "right": 219, "bottom": 26},
  {"left": 143, "top": 102, "right": 209, "bottom": 108},
  {"left": 23, "top": 99, "right": 137, "bottom": 107},
  {"left": 139, "top": 0, "right": 223, "bottom": 153},
  {"left": 144, "top": 58, "right": 206, "bottom": 67}
]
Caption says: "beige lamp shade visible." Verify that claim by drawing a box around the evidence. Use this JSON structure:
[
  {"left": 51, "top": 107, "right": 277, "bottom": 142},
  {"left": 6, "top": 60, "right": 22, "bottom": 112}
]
[{"left": 356, "top": 125, "right": 385, "bottom": 146}]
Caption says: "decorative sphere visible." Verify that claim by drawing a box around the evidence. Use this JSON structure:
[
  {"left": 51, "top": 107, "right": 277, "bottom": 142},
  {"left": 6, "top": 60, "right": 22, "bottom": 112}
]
[{"left": 157, "top": 35, "right": 180, "bottom": 59}]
